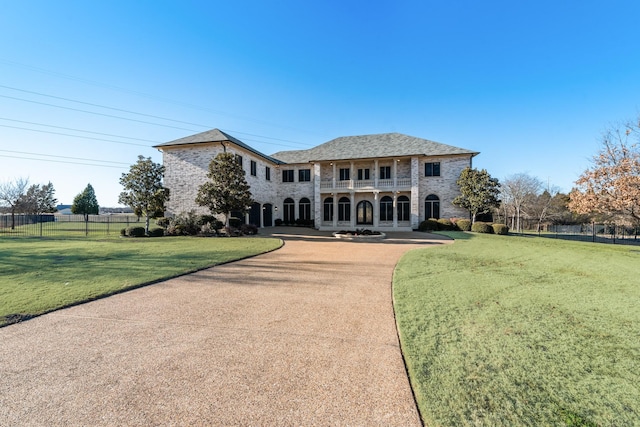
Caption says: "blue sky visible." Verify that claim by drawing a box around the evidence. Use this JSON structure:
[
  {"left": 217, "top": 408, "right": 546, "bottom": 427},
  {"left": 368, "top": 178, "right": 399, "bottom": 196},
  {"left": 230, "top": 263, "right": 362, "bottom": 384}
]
[{"left": 1, "top": 1, "right": 639, "bottom": 206}]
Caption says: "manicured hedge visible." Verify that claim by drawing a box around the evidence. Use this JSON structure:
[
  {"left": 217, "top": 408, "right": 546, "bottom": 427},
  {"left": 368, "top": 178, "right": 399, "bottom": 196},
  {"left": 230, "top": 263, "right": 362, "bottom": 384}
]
[
  {"left": 492, "top": 223, "right": 509, "bottom": 235},
  {"left": 471, "top": 222, "right": 494, "bottom": 234}
]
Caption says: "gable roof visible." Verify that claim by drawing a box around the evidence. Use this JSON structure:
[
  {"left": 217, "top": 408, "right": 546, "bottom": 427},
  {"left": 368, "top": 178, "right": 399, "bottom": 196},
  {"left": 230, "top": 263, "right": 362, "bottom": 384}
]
[
  {"left": 271, "top": 132, "right": 478, "bottom": 163},
  {"left": 154, "top": 128, "right": 285, "bottom": 164}
]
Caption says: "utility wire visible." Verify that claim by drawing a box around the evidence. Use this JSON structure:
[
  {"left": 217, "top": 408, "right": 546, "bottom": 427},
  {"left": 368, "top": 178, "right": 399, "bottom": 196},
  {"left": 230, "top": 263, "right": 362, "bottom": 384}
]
[
  {"left": 0, "top": 58, "right": 331, "bottom": 139},
  {"left": 0, "top": 154, "right": 128, "bottom": 169},
  {"left": 0, "top": 117, "right": 162, "bottom": 143},
  {"left": 0, "top": 149, "right": 131, "bottom": 165},
  {"left": 0, "top": 94, "right": 199, "bottom": 132},
  {"left": 0, "top": 124, "right": 152, "bottom": 147},
  {"left": 0, "top": 94, "right": 311, "bottom": 150},
  {"left": 0, "top": 84, "right": 212, "bottom": 129}
]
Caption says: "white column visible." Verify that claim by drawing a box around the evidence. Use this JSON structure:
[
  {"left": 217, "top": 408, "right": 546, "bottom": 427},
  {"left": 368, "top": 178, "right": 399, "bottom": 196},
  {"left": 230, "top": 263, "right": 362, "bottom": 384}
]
[
  {"left": 410, "top": 157, "right": 420, "bottom": 229},
  {"left": 374, "top": 159, "right": 379, "bottom": 187},
  {"left": 313, "top": 163, "right": 321, "bottom": 228},
  {"left": 393, "top": 159, "right": 398, "bottom": 188},
  {"left": 393, "top": 192, "right": 398, "bottom": 228},
  {"left": 373, "top": 191, "right": 379, "bottom": 228},
  {"left": 332, "top": 162, "right": 336, "bottom": 189},
  {"left": 333, "top": 194, "right": 338, "bottom": 228},
  {"left": 350, "top": 192, "right": 355, "bottom": 228}
]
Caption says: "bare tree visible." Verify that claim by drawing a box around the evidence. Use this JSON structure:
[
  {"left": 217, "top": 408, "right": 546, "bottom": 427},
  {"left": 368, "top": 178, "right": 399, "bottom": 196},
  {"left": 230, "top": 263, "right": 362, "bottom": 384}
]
[
  {"left": 501, "top": 174, "right": 543, "bottom": 232},
  {"left": 0, "top": 177, "right": 29, "bottom": 229}
]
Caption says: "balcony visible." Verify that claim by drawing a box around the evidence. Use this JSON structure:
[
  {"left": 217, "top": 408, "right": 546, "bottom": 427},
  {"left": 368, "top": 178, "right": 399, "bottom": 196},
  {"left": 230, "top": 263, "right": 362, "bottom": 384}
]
[{"left": 320, "top": 178, "right": 411, "bottom": 191}]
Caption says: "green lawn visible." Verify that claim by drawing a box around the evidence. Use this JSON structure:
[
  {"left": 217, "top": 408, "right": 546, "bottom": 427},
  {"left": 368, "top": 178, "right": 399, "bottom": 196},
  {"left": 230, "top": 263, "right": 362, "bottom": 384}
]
[
  {"left": 394, "top": 232, "right": 640, "bottom": 426},
  {"left": 0, "top": 236, "right": 282, "bottom": 326}
]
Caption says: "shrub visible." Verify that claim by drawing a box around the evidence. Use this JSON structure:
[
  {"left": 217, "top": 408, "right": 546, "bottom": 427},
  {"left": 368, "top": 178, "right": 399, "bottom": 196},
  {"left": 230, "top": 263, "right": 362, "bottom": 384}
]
[
  {"left": 199, "top": 215, "right": 217, "bottom": 226},
  {"left": 492, "top": 223, "right": 509, "bottom": 235},
  {"left": 155, "top": 217, "right": 170, "bottom": 228},
  {"left": 120, "top": 228, "right": 127, "bottom": 236},
  {"left": 456, "top": 219, "right": 472, "bottom": 231},
  {"left": 148, "top": 227, "right": 164, "bottom": 237},
  {"left": 126, "top": 226, "right": 147, "bottom": 237},
  {"left": 229, "top": 217, "right": 243, "bottom": 229},
  {"left": 199, "top": 215, "right": 224, "bottom": 232},
  {"left": 471, "top": 222, "right": 494, "bottom": 234},
  {"left": 419, "top": 219, "right": 440, "bottom": 232},
  {"left": 166, "top": 211, "right": 200, "bottom": 236},
  {"left": 275, "top": 218, "right": 283, "bottom": 226},
  {"left": 437, "top": 218, "right": 454, "bottom": 230},
  {"left": 240, "top": 223, "right": 258, "bottom": 235}
]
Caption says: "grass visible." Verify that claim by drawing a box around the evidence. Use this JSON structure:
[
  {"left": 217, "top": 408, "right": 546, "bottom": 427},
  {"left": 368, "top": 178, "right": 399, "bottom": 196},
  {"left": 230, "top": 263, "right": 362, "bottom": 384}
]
[
  {"left": 394, "top": 232, "right": 640, "bottom": 426},
  {"left": 0, "top": 236, "right": 282, "bottom": 326}
]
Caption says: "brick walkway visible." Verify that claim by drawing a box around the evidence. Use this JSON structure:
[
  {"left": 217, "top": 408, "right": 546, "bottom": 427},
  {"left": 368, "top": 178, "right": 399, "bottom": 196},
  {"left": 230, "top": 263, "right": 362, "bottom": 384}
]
[{"left": 0, "top": 228, "right": 450, "bottom": 426}]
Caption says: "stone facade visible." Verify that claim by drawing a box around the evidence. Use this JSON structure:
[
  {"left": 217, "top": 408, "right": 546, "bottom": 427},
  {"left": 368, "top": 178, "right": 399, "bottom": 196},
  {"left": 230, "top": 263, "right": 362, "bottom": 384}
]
[{"left": 155, "top": 130, "right": 477, "bottom": 230}]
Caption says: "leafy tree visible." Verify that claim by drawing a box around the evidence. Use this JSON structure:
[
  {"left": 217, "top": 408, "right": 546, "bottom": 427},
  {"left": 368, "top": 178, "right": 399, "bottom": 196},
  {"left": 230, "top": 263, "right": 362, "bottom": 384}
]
[
  {"left": 19, "top": 182, "right": 58, "bottom": 214},
  {"left": 196, "top": 152, "right": 253, "bottom": 233},
  {"left": 569, "top": 118, "right": 640, "bottom": 226},
  {"left": 72, "top": 183, "right": 100, "bottom": 221},
  {"left": 0, "top": 177, "right": 29, "bottom": 229},
  {"left": 119, "top": 155, "right": 169, "bottom": 235},
  {"left": 453, "top": 167, "right": 500, "bottom": 223}
]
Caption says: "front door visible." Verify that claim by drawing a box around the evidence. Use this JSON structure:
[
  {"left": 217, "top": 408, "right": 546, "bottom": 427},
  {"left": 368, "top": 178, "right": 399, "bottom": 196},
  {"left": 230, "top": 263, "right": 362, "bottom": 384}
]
[
  {"left": 356, "top": 201, "right": 373, "bottom": 225},
  {"left": 262, "top": 203, "right": 273, "bottom": 227}
]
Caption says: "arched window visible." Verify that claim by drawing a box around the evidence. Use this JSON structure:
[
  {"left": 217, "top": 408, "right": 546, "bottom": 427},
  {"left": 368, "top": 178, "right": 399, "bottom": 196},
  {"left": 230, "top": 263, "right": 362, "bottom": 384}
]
[
  {"left": 283, "top": 197, "right": 295, "bottom": 224},
  {"left": 397, "top": 195, "right": 410, "bottom": 221},
  {"left": 357, "top": 201, "right": 373, "bottom": 224},
  {"left": 323, "top": 197, "right": 334, "bottom": 222},
  {"left": 425, "top": 194, "right": 440, "bottom": 219},
  {"left": 299, "top": 197, "right": 311, "bottom": 221},
  {"left": 380, "top": 196, "right": 393, "bottom": 221},
  {"left": 338, "top": 197, "right": 350, "bottom": 222}
]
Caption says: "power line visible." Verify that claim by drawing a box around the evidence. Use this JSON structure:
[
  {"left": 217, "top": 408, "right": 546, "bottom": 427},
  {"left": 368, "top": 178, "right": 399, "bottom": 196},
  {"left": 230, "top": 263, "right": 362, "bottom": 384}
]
[
  {"left": 0, "top": 94, "right": 199, "bottom": 132},
  {"left": 0, "top": 84, "right": 315, "bottom": 148},
  {"left": 0, "top": 117, "right": 162, "bottom": 143},
  {"left": 0, "top": 58, "right": 332, "bottom": 139},
  {"left": 0, "top": 124, "right": 152, "bottom": 147},
  {"left": 0, "top": 84, "right": 212, "bottom": 129},
  {"left": 0, "top": 149, "right": 131, "bottom": 165},
  {"left": 0, "top": 154, "right": 128, "bottom": 169}
]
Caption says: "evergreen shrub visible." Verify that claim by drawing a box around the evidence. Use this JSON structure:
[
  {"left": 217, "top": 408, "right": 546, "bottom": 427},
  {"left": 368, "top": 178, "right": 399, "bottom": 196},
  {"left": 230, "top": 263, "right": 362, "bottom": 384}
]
[
  {"left": 437, "top": 218, "right": 455, "bottom": 230},
  {"left": 126, "top": 226, "right": 147, "bottom": 237},
  {"left": 471, "top": 222, "right": 494, "bottom": 234},
  {"left": 456, "top": 219, "right": 472, "bottom": 231},
  {"left": 492, "top": 223, "right": 509, "bottom": 235},
  {"left": 148, "top": 227, "right": 164, "bottom": 237},
  {"left": 418, "top": 219, "right": 440, "bottom": 232}
]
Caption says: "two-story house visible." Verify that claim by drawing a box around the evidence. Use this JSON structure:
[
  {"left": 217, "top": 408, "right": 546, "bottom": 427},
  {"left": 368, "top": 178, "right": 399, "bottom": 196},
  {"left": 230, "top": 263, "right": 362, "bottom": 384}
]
[{"left": 154, "top": 129, "right": 478, "bottom": 231}]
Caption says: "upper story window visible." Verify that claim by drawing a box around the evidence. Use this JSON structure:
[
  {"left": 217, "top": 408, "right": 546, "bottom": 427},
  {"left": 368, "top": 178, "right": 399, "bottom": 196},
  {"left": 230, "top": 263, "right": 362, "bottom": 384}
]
[
  {"left": 250, "top": 160, "right": 257, "bottom": 176},
  {"left": 236, "top": 155, "right": 243, "bottom": 167},
  {"left": 282, "top": 169, "right": 294, "bottom": 182},
  {"left": 425, "top": 162, "right": 440, "bottom": 177},
  {"left": 298, "top": 169, "right": 311, "bottom": 182},
  {"left": 380, "top": 166, "right": 391, "bottom": 180},
  {"left": 339, "top": 168, "right": 350, "bottom": 181},
  {"left": 357, "top": 168, "right": 370, "bottom": 180},
  {"left": 265, "top": 166, "right": 271, "bottom": 181}
]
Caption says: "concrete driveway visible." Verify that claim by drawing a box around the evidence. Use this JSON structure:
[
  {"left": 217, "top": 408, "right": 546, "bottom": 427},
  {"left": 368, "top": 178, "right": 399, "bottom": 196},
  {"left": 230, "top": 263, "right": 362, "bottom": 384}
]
[{"left": 0, "top": 228, "right": 451, "bottom": 426}]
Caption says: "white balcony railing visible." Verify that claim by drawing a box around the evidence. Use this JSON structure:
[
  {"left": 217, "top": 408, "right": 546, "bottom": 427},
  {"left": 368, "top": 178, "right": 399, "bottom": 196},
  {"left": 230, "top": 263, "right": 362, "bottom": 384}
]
[{"left": 320, "top": 178, "right": 412, "bottom": 191}]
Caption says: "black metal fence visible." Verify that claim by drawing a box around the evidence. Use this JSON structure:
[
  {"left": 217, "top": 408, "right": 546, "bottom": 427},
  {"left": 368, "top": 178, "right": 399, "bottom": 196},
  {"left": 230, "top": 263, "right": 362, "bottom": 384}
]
[
  {"left": 0, "top": 214, "right": 145, "bottom": 238},
  {"left": 521, "top": 223, "right": 640, "bottom": 245}
]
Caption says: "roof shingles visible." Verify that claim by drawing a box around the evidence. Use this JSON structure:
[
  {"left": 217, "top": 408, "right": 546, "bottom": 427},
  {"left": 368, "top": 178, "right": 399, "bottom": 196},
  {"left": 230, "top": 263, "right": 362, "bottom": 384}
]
[
  {"left": 155, "top": 130, "right": 478, "bottom": 165},
  {"left": 271, "top": 133, "right": 478, "bottom": 163}
]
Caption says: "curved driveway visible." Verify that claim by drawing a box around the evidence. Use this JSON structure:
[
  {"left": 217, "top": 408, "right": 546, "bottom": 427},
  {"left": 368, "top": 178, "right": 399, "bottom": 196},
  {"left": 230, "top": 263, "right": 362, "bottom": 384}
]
[{"left": 0, "top": 228, "right": 451, "bottom": 426}]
